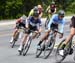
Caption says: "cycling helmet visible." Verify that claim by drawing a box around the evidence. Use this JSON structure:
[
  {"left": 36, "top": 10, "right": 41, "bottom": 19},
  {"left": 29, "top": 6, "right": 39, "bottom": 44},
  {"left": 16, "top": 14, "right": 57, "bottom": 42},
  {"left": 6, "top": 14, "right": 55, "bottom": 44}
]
[
  {"left": 33, "top": 6, "right": 38, "bottom": 11},
  {"left": 33, "top": 6, "right": 39, "bottom": 17},
  {"left": 58, "top": 10, "right": 65, "bottom": 17},
  {"left": 21, "top": 15, "right": 27, "bottom": 20},
  {"left": 37, "top": 5, "right": 42, "bottom": 8},
  {"left": 51, "top": 1, "right": 55, "bottom": 5}
]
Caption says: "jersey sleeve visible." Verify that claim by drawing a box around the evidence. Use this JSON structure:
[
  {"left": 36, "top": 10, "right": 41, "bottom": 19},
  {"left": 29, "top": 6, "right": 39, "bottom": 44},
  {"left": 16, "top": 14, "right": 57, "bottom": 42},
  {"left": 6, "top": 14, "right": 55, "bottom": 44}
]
[
  {"left": 58, "top": 18, "right": 65, "bottom": 33},
  {"left": 36, "top": 19, "right": 42, "bottom": 30},
  {"left": 28, "top": 9, "right": 34, "bottom": 17},
  {"left": 48, "top": 15, "right": 55, "bottom": 30}
]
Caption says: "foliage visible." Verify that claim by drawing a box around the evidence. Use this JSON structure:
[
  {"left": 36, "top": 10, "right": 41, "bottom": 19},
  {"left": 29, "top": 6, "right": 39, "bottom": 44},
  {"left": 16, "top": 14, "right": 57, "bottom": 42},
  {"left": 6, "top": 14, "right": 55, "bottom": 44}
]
[{"left": 0, "top": 0, "right": 75, "bottom": 19}]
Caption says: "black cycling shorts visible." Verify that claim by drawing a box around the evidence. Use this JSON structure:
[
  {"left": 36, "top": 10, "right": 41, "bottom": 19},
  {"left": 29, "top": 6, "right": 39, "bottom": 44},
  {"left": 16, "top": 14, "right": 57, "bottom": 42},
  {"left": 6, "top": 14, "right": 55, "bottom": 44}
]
[
  {"left": 16, "top": 22, "right": 25, "bottom": 29},
  {"left": 25, "top": 24, "right": 38, "bottom": 34},
  {"left": 50, "top": 23, "right": 58, "bottom": 30},
  {"left": 70, "top": 16, "right": 75, "bottom": 28}
]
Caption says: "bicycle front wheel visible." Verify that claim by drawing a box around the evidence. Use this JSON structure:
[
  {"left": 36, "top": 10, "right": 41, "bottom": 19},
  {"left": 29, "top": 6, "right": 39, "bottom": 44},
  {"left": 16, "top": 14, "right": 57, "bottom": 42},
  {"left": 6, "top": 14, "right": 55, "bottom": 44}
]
[
  {"left": 43, "top": 38, "right": 55, "bottom": 59},
  {"left": 55, "top": 39, "right": 67, "bottom": 63},
  {"left": 23, "top": 37, "right": 32, "bottom": 56}
]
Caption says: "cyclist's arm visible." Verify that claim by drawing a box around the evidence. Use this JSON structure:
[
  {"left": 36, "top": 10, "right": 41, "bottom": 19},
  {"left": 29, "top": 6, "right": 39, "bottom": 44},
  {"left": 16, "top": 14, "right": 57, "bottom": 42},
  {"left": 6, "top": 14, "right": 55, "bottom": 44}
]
[
  {"left": 59, "top": 19, "right": 65, "bottom": 34},
  {"left": 46, "top": 6, "right": 50, "bottom": 13},
  {"left": 38, "top": 23, "right": 42, "bottom": 32},
  {"left": 25, "top": 18, "right": 29, "bottom": 29},
  {"left": 37, "top": 20, "right": 42, "bottom": 33},
  {"left": 16, "top": 18, "right": 21, "bottom": 23},
  {"left": 39, "top": 12, "right": 43, "bottom": 18},
  {"left": 54, "top": 8, "right": 56, "bottom": 13},
  {"left": 28, "top": 9, "right": 33, "bottom": 17},
  {"left": 48, "top": 15, "right": 55, "bottom": 30}
]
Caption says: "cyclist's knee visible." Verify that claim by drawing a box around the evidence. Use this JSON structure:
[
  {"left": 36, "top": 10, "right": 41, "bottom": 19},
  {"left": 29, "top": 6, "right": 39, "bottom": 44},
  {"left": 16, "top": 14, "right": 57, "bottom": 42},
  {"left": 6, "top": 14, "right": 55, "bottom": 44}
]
[{"left": 14, "top": 29, "right": 18, "bottom": 33}]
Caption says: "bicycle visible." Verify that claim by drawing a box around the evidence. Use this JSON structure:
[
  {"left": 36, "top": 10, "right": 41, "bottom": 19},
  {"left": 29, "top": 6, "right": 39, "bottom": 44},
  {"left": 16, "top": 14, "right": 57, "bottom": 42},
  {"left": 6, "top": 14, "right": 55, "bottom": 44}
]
[
  {"left": 55, "top": 38, "right": 75, "bottom": 63},
  {"left": 36, "top": 29, "right": 61, "bottom": 59},
  {"left": 18, "top": 30, "right": 41, "bottom": 56},
  {"left": 10, "top": 27, "right": 24, "bottom": 48}
]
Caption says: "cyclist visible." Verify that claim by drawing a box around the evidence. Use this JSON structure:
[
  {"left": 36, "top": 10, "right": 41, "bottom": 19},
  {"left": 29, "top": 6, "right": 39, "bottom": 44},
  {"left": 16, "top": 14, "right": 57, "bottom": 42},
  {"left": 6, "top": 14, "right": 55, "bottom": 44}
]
[
  {"left": 18, "top": 10, "right": 42, "bottom": 52},
  {"left": 46, "top": 1, "right": 56, "bottom": 16},
  {"left": 28, "top": 4, "right": 43, "bottom": 18},
  {"left": 37, "top": 10, "right": 65, "bottom": 49},
  {"left": 10, "top": 15, "right": 27, "bottom": 43},
  {"left": 59, "top": 16, "right": 75, "bottom": 56},
  {"left": 45, "top": 2, "right": 56, "bottom": 29}
]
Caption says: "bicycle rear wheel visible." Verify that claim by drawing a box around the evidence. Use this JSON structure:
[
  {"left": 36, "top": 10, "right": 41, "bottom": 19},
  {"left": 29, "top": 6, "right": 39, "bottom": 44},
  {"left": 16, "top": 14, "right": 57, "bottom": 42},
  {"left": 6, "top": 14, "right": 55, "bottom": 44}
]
[
  {"left": 43, "top": 38, "right": 55, "bottom": 59},
  {"left": 23, "top": 37, "right": 32, "bottom": 56},
  {"left": 55, "top": 39, "right": 67, "bottom": 63}
]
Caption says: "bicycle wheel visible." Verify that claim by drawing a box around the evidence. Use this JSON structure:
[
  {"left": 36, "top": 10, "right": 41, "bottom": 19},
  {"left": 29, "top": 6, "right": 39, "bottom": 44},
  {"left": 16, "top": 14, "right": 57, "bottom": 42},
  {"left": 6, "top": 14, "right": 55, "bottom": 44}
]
[
  {"left": 73, "top": 46, "right": 75, "bottom": 61},
  {"left": 43, "top": 38, "right": 55, "bottom": 59},
  {"left": 11, "top": 32, "right": 19, "bottom": 48},
  {"left": 36, "top": 47, "right": 42, "bottom": 58},
  {"left": 55, "top": 39, "right": 67, "bottom": 63},
  {"left": 74, "top": 53, "right": 75, "bottom": 61},
  {"left": 23, "top": 36, "right": 32, "bottom": 56}
]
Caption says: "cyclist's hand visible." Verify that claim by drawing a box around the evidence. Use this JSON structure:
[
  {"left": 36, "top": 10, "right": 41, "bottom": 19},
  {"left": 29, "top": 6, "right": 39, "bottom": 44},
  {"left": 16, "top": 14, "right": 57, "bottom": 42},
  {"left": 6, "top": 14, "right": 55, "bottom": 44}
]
[
  {"left": 35, "top": 31, "right": 39, "bottom": 34},
  {"left": 59, "top": 33, "right": 63, "bottom": 38}
]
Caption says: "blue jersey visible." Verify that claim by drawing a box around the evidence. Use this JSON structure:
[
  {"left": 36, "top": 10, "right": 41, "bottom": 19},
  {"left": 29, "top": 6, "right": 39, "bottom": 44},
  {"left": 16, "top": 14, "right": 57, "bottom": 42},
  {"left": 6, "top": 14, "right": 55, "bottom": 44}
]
[
  {"left": 48, "top": 14, "right": 65, "bottom": 33},
  {"left": 27, "top": 16, "right": 42, "bottom": 29}
]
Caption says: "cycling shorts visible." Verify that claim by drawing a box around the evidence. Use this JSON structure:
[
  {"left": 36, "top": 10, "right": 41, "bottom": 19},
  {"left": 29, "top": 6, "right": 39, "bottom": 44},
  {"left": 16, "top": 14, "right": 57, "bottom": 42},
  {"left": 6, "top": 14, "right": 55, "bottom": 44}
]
[
  {"left": 16, "top": 22, "right": 25, "bottom": 29},
  {"left": 50, "top": 23, "right": 58, "bottom": 30},
  {"left": 25, "top": 24, "right": 38, "bottom": 34}
]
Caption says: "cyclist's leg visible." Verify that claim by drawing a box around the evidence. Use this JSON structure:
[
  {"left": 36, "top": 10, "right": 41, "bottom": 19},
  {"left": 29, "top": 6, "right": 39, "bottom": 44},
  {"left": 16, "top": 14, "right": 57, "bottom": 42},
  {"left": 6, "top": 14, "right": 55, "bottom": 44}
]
[
  {"left": 18, "top": 29, "right": 30, "bottom": 51},
  {"left": 32, "top": 31, "right": 38, "bottom": 39},
  {"left": 10, "top": 23, "right": 20, "bottom": 43},
  {"left": 62, "top": 27, "right": 75, "bottom": 49},
  {"left": 37, "top": 30, "right": 51, "bottom": 46}
]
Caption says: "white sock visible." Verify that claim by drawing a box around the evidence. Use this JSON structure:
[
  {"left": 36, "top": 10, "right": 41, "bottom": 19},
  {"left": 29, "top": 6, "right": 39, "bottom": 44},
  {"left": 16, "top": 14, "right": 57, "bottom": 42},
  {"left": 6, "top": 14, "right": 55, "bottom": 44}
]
[{"left": 10, "top": 37, "right": 13, "bottom": 42}]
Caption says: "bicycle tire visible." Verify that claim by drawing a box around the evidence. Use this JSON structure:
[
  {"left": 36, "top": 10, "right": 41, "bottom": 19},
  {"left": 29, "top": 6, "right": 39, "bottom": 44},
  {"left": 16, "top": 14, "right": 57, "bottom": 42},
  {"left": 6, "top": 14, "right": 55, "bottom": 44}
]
[
  {"left": 43, "top": 38, "right": 55, "bottom": 59},
  {"left": 55, "top": 39, "right": 67, "bottom": 63},
  {"left": 23, "top": 37, "right": 32, "bottom": 56},
  {"left": 36, "top": 48, "right": 42, "bottom": 58},
  {"left": 11, "top": 32, "right": 19, "bottom": 48},
  {"left": 74, "top": 53, "right": 75, "bottom": 61}
]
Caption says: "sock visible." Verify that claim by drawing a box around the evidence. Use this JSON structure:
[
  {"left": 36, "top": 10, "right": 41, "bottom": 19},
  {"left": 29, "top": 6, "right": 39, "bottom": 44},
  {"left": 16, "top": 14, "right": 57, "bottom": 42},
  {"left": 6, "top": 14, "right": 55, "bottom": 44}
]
[
  {"left": 38, "top": 40, "right": 43, "bottom": 45},
  {"left": 61, "top": 44, "right": 66, "bottom": 49}
]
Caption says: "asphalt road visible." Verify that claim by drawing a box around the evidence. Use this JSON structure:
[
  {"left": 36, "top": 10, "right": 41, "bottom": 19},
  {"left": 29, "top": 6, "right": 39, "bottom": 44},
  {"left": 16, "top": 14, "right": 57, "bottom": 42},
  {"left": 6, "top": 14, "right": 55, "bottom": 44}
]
[{"left": 0, "top": 19, "right": 75, "bottom": 63}]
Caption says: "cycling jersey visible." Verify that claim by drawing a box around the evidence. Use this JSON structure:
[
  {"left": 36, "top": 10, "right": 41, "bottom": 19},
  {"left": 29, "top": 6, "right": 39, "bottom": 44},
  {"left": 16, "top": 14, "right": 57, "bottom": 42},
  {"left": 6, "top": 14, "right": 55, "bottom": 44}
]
[
  {"left": 26, "top": 16, "right": 42, "bottom": 34},
  {"left": 70, "top": 16, "right": 75, "bottom": 28},
  {"left": 48, "top": 14, "right": 65, "bottom": 33}
]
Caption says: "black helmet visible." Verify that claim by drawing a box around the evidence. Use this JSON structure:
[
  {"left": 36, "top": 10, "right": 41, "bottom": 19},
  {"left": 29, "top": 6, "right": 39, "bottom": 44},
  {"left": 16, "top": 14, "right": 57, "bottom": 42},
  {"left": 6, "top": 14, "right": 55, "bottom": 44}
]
[
  {"left": 33, "top": 6, "right": 39, "bottom": 17},
  {"left": 33, "top": 6, "right": 38, "bottom": 11},
  {"left": 33, "top": 11, "right": 39, "bottom": 17},
  {"left": 58, "top": 10, "right": 65, "bottom": 17}
]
